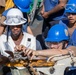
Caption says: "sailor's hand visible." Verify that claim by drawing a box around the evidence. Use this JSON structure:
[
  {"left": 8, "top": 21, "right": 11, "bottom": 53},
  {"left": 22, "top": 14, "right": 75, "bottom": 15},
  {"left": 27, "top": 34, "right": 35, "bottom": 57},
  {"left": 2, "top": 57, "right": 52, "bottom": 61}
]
[
  {"left": 42, "top": 12, "right": 49, "bottom": 18},
  {"left": 24, "top": 48, "right": 37, "bottom": 60},
  {"left": 14, "top": 45, "right": 26, "bottom": 52}
]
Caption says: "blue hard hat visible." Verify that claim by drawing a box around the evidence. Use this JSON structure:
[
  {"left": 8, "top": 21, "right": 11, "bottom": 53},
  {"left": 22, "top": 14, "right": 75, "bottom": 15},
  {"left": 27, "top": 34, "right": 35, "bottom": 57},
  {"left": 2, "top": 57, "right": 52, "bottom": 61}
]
[
  {"left": 45, "top": 24, "right": 69, "bottom": 42},
  {"left": 65, "top": 0, "right": 76, "bottom": 13},
  {"left": 13, "top": 0, "right": 32, "bottom": 12}
]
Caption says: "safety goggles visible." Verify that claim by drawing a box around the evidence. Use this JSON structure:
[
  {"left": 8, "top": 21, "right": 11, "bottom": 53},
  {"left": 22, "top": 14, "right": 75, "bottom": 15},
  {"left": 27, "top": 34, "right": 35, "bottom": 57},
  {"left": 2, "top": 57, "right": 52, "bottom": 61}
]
[
  {"left": 45, "top": 41, "right": 63, "bottom": 48},
  {"left": 65, "top": 4, "right": 76, "bottom": 11},
  {"left": 45, "top": 42, "right": 59, "bottom": 48},
  {"left": 6, "top": 16, "right": 27, "bottom": 24}
]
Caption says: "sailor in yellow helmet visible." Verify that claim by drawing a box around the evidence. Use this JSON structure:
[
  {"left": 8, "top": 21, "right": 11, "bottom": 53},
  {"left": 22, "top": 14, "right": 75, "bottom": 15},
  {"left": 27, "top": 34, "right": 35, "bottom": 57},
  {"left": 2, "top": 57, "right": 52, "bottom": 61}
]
[
  {"left": 5, "top": 0, "right": 14, "bottom": 10},
  {"left": 0, "top": 0, "right": 14, "bottom": 16}
]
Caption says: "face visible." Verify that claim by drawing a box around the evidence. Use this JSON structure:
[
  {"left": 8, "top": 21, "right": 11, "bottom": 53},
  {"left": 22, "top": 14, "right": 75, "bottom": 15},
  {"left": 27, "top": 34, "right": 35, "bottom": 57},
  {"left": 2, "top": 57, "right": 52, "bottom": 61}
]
[
  {"left": 46, "top": 41, "right": 68, "bottom": 49},
  {"left": 10, "top": 25, "right": 22, "bottom": 37},
  {"left": 67, "top": 13, "right": 76, "bottom": 24}
]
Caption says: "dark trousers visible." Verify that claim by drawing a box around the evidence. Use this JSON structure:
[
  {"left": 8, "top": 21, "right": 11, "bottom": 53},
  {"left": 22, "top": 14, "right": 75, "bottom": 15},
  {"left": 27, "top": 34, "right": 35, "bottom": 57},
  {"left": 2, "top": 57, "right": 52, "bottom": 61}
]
[{"left": 42, "top": 18, "right": 59, "bottom": 38}]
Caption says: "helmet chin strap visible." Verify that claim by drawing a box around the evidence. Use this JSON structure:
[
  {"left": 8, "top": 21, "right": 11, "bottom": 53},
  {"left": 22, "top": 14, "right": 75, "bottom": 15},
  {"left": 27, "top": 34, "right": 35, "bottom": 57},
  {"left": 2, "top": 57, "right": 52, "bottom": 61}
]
[
  {"left": 7, "top": 26, "right": 10, "bottom": 42},
  {"left": 62, "top": 41, "right": 66, "bottom": 49}
]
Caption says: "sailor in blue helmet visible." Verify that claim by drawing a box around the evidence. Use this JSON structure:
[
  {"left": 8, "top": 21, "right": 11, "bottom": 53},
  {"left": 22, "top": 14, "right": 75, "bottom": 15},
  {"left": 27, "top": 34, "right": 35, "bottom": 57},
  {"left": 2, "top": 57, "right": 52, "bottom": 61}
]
[
  {"left": 0, "top": 0, "right": 33, "bottom": 35},
  {"left": 59, "top": 0, "right": 76, "bottom": 46},
  {"left": 20, "top": 23, "right": 76, "bottom": 59},
  {"left": 45, "top": 24, "right": 69, "bottom": 49},
  {"left": 59, "top": 1, "right": 76, "bottom": 74},
  {"left": 60, "top": 1, "right": 76, "bottom": 74}
]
